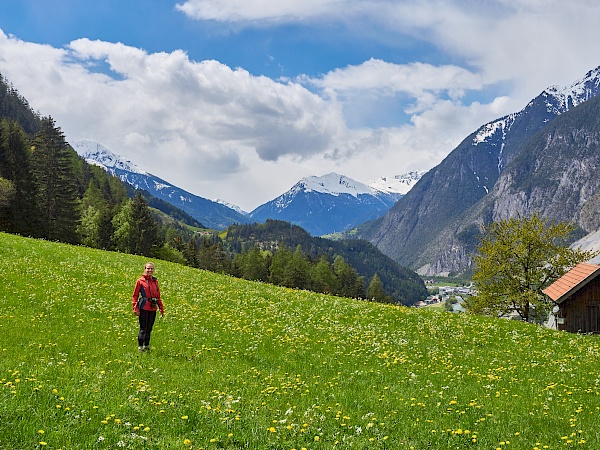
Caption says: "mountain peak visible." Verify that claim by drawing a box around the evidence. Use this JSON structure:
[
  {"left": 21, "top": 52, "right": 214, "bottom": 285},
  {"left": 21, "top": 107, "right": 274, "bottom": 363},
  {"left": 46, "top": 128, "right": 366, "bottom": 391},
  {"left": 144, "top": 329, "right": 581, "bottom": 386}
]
[
  {"left": 544, "top": 65, "right": 600, "bottom": 111},
  {"left": 472, "top": 65, "right": 600, "bottom": 149},
  {"left": 298, "top": 173, "right": 374, "bottom": 197},
  {"left": 71, "top": 140, "right": 147, "bottom": 175},
  {"left": 369, "top": 170, "right": 426, "bottom": 195},
  {"left": 70, "top": 140, "right": 248, "bottom": 229}
]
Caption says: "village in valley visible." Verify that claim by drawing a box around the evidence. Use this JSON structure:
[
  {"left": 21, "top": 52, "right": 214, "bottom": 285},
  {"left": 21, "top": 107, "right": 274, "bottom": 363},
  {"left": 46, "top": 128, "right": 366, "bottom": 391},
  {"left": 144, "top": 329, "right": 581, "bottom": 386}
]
[{"left": 415, "top": 280, "right": 476, "bottom": 312}]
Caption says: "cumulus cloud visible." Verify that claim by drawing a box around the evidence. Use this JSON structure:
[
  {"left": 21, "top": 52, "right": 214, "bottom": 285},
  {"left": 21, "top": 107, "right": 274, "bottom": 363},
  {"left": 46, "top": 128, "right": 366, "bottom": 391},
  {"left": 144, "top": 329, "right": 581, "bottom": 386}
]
[{"left": 0, "top": 31, "right": 347, "bottom": 157}]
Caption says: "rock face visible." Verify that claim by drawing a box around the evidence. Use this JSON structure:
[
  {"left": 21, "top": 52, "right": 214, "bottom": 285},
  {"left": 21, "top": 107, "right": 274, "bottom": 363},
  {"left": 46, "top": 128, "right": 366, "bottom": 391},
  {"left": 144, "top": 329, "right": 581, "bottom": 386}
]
[{"left": 356, "top": 66, "right": 600, "bottom": 276}]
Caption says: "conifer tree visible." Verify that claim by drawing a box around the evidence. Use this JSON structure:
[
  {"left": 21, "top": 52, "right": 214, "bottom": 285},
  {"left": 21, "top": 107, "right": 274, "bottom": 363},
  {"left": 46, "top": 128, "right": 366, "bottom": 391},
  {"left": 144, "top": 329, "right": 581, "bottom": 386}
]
[
  {"left": 0, "top": 177, "right": 15, "bottom": 208},
  {"left": 31, "top": 117, "right": 80, "bottom": 243},
  {"left": 184, "top": 236, "right": 200, "bottom": 268},
  {"left": 367, "top": 273, "right": 390, "bottom": 303},
  {"left": 129, "top": 192, "right": 161, "bottom": 256},
  {"left": 282, "top": 245, "right": 310, "bottom": 289},
  {"left": 240, "top": 246, "right": 269, "bottom": 281},
  {"left": 310, "top": 256, "right": 339, "bottom": 294},
  {"left": 0, "top": 120, "right": 41, "bottom": 235},
  {"left": 333, "top": 255, "right": 365, "bottom": 298},
  {"left": 269, "top": 243, "right": 293, "bottom": 286},
  {"left": 77, "top": 180, "right": 111, "bottom": 247}
]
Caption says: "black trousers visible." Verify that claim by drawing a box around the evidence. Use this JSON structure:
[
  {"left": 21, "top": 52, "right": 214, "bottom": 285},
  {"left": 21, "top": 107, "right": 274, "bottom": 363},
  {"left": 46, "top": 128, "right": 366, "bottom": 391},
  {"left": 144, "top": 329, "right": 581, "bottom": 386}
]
[{"left": 138, "top": 309, "right": 157, "bottom": 347}]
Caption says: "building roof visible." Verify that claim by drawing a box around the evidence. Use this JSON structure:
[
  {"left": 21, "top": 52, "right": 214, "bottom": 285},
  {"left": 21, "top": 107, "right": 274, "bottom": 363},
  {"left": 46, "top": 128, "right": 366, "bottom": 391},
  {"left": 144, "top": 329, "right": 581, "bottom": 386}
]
[{"left": 542, "top": 262, "right": 600, "bottom": 304}]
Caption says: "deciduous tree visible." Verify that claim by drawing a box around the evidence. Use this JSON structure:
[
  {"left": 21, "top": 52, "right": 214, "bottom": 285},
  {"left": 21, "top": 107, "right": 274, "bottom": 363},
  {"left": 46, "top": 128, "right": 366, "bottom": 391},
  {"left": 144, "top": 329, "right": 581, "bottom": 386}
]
[{"left": 470, "top": 213, "right": 599, "bottom": 322}]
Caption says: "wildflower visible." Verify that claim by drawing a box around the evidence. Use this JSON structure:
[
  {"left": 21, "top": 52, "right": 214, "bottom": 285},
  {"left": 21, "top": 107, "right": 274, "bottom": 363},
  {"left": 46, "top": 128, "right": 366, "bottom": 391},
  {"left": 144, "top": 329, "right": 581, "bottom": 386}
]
[{"left": 183, "top": 438, "right": 191, "bottom": 445}]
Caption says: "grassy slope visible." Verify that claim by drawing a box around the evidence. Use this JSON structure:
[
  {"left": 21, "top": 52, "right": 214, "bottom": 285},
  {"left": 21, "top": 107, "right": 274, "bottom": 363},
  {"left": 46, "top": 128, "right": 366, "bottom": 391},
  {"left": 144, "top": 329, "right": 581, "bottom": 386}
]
[{"left": 1, "top": 232, "right": 599, "bottom": 449}]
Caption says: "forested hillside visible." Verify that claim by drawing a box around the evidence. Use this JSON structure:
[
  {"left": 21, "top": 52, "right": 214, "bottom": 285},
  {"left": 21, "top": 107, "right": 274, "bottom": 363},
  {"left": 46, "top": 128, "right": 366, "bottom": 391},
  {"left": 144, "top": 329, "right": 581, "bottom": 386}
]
[
  {"left": 224, "top": 220, "right": 427, "bottom": 305},
  {"left": 0, "top": 72, "right": 199, "bottom": 258}
]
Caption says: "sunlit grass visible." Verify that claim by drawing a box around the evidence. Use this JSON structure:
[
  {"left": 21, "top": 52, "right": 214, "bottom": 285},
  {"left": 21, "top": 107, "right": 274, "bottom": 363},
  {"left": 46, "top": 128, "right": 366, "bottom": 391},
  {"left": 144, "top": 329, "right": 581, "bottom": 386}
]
[{"left": 1, "top": 231, "right": 600, "bottom": 449}]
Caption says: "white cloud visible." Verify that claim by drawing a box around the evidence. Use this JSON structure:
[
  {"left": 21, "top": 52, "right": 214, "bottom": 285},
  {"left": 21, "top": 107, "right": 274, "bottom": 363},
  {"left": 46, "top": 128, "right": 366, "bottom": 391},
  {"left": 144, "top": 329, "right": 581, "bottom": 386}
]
[
  {"left": 177, "top": 0, "right": 600, "bottom": 97},
  {"left": 175, "top": 0, "right": 354, "bottom": 22}
]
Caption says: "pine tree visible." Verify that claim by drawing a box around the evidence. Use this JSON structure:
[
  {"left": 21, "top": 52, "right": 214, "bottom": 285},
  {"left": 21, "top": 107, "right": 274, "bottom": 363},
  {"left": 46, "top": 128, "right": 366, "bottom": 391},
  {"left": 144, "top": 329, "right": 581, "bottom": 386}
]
[
  {"left": 0, "top": 177, "right": 15, "bottom": 208},
  {"left": 241, "top": 246, "right": 269, "bottom": 281},
  {"left": 0, "top": 120, "right": 41, "bottom": 235},
  {"left": 269, "top": 243, "right": 293, "bottom": 286},
  {"left": 333, "top": 255, "right": 365, "bottom": 298},
  {"left": 129, "top": 192, "right": 161, "bottom": 256},
  {"left": 31, "top": 117, "right": 80, "bottom": 243},
  {"left": 77, "top": 180, "right": 111, "bottom": 248},
  {"left": 310, "top": 256, "right": 340, "bottom": 294},
  {"left": 184, "top": 236, "right": 201, "bottom": 268},
  {"left": 282, "top": 245, "right": 310, "bottom": 289}
]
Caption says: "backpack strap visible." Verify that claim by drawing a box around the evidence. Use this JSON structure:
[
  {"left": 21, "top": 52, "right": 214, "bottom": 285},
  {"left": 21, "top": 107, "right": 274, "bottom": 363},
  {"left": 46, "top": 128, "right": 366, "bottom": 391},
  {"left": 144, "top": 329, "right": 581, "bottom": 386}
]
[{"left": 138, "top": 285, "right": 147, "bottom": 310}]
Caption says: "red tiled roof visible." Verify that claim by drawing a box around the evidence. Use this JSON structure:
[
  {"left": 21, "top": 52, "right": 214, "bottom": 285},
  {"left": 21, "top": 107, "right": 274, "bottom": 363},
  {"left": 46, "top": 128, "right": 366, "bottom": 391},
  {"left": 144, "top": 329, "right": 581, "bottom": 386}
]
[{"left": 542, "top": 262, "right": 600, "bottom": 304}]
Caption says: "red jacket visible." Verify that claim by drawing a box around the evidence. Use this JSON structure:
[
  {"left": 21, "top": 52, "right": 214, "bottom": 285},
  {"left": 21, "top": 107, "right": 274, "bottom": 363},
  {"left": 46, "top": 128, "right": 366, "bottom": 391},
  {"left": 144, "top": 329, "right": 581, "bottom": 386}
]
[{"left": 132, "top": 275, "right": 165, "bottom": 314}]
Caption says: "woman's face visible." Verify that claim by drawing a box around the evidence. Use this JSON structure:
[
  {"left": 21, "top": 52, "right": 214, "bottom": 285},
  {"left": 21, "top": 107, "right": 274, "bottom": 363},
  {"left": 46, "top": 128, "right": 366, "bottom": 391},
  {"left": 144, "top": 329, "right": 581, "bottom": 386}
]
[{"left": 144, "top": 264, "right": 155, "bottom": 276}]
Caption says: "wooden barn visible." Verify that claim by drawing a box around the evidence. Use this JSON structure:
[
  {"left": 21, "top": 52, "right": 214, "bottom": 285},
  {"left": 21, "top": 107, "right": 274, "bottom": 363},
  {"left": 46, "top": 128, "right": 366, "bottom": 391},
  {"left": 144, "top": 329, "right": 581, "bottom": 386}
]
[{"left": 543, "top": 262, "right": 600, "bottom": 333}]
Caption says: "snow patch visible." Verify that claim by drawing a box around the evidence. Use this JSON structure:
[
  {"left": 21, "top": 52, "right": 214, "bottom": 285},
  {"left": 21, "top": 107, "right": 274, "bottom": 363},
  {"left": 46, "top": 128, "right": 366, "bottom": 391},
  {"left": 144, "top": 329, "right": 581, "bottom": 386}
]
[
  {"left": 71, "top": 140, "right": 147, "bottom": 175},
  {"left": 369, "top": 170, "right": 426, "bottom": 195}
]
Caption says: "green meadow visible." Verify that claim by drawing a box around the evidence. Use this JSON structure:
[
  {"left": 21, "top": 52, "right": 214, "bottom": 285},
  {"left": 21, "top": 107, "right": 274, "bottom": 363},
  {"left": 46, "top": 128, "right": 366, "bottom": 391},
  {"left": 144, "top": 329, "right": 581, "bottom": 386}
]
[{"left": 1, "top": 232, "right": 600, "bottom": 449}]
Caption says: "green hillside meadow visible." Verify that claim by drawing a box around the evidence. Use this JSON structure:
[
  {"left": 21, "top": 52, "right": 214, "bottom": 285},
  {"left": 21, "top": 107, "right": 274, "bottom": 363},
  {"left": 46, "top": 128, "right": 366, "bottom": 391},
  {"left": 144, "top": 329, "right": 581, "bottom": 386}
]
[{"left": 1, "top": 232, "right": 600, "bottom": 449}]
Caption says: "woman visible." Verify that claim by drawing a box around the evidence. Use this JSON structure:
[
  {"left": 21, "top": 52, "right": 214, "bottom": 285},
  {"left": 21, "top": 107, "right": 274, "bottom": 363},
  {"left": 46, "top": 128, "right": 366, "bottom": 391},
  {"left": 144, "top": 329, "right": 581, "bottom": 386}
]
[{"left": 132, "top": 262, "right": 165, "bottom": 351}]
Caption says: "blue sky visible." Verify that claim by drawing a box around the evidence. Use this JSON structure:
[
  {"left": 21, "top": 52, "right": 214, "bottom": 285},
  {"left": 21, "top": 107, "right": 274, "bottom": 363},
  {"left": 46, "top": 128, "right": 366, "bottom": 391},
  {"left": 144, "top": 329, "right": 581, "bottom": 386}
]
[{"left": 1, "top": 1, "right": 600, "bottom": 210}]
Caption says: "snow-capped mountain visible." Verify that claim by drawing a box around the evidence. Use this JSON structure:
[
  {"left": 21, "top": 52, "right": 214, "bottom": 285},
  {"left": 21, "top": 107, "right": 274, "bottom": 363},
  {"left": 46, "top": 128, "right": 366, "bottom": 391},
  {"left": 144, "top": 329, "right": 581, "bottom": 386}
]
[
  {"left": 214, "top": 199, "right": 248, "bottom": 216},
  {"left": 369, "top": 171, "right": 426, "bottom": 195},
  {"left": 73, "top": 140, "right": 147, "bottom": 174},
  {"left": 249, "top": 173, "right": 413, "bottom": 236},
  {"left": 72, "top": 140, "right": 249, "bottom": 230},
  {"left": 357, "top": 64, "right": 600, "bottom": 276}
]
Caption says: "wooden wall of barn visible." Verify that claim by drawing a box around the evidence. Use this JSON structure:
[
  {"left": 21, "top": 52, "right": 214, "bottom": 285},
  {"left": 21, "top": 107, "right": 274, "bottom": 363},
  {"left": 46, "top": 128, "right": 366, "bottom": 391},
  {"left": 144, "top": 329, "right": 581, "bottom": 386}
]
[{"left": 558, "top": 276, "right": 600, "bottom": 333}]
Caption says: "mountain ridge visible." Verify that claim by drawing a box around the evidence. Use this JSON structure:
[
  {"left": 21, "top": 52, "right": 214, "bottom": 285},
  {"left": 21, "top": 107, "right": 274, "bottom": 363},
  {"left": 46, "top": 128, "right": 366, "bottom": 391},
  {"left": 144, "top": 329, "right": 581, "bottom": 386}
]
[
  {"left": 356, "top": 64, "right": 600, "bottom": 275},
  {"left": 76, "top": 140, "right": 424, "bottom": 235},
  {"left": 249, "top": 172, "right": 422, "bottom": 236},
  {"left": 72, "top": 140, "right": 250, "bottom": 230}
]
